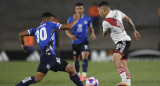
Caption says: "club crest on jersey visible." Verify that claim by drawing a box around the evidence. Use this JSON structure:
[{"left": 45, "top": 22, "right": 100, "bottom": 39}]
[
  {"left": 77, "top": 24, "right": 83, "bottom": 32},
  {"left": 78, "top": 24, "right": 82, "bottom": 28},
  {"left": 84, "top": 20, "right": 88, "bottom": 24}
]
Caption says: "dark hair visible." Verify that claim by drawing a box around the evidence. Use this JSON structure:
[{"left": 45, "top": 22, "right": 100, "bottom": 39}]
[
  {"left": 42, "top": 12, "right": 54, "bottom": 17},
  {"left": 75, "top": 2, "right": 83, "bottom": 6},
  {"left": 98, "top": 1, "right": 109, "bottom": 7}
]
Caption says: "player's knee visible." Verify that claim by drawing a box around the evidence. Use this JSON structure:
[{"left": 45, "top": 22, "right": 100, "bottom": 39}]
[
  {"left": 74, "top": 56, "right": 80, "bottom": 61},
  {"left": 34, "top": 77, "right": 42, "bottom": 82},
  {"left": 66, "top": 64, "right": 76, "bottom": 74},
  {"left": 82, "top": 52, "right": 89, "bottom": 59},
  {"left": 34, "top": 72, "right": 44, "bottom": 82}
]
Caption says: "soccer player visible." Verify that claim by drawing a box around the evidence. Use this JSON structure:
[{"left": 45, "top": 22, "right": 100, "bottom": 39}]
[
  {"left": 16, "top": 12, "right": 84, "bottom": 86},
  {"left": 66, "top": 2, "right": 96, "bottom": 82},
  {"left": 98, "top": 1, "right": 141, "bottom": 86}
]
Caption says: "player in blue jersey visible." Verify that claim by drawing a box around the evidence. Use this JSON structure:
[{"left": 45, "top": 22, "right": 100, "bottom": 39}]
[
  {"left": 66, "top": 2, "right": 96, "bottom": 82},
  {"left": 16, "top": 12, "right": 84, "bottom": 86}
]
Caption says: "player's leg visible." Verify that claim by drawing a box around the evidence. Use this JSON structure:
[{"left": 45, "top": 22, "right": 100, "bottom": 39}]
[
  {"left": 73, "top": 55, "right": 81, "bottom": 78},
  {"left": 72, "top": 43, "right": 81, "bottom": 78},
  {"left": 81, "top": 51, "right": 89, "bottom": 82},
  {"left": 115, "top": 41, "right": 131, "bottom": 86},
  {"left": 80, "top": 41, "right": 90, "bottom": 82},
  {"left": 16, "top": 61, "right": 49, "bottom": 86},
  {"left": 121, "top": 60, "right": 131, "bottom": 86},
  {"left": 120, "top": 41, "right": 131, "bottom": 86},
  {"left": 66, "top": 64, "right": 84, "bottom": 86},
  {"left": 16, "top": 72, "right": 45, "bottom": 86},
  {"left": 113, "top": 53, "right": 127, "bottom": 84},
  {"left": 16, "top": 53, "right": 50, "bottom": 86},
  {"left": 51, "top": 57, "right": 84, "bottom": 86}
]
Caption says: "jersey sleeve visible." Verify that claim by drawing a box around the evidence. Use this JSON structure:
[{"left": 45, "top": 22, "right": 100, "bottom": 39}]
[
  {"left": 50, "top": 22, "right": 62, "bottom": 29},
  {"left": 28, "top": 28, "right": 36, "bottom": 36},
  {"left": 67, "top": 17, "right": 73, "bottom": 24},
  {"left": 102, "top": 21, "right": 111, "bottom": 31},
  {"left": 119, "top": 10, "right": 126, "bottom": 19},
  {"left": 88, "top": 17, "right": 93, "bottom": 27}
]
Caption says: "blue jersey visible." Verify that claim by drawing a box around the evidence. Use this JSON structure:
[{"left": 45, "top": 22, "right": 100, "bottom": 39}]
[
  {"left": 28, "top": 21, "right": 62, "bottom": 55},
  {"left": 68, "top": 14, "right": 92, "bottom": 44}
]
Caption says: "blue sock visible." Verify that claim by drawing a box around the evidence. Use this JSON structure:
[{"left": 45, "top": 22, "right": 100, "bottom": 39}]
[
  {"left": 82, "top": 59, "right": 88, "bottom": 72},
  {"left": 16, "top": 76, "right": 35, "bottom": 86},
  {"left": 70, "top": 74, "right": 84, "bottom": 86},
  {"left": 74, "top": 61, "right": 80, "bottom": 73}
]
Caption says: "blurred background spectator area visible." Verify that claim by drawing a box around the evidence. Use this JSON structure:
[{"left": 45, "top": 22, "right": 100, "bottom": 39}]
[{"left": 0, "top": 0, "right": 159, "bottom": 51}]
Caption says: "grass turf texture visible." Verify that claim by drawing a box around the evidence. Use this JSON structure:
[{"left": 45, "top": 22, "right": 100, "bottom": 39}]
[{"left": 0, "top": 60, "right": 159, "bottom": 86}]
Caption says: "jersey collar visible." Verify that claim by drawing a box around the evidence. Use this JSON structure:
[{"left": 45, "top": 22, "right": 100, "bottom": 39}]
[
  {"left": 105, "top": 10, "right": 113, "bottom": 18},
  {"left": 80, "top": 14, "right": 84, "bottom": 18}
]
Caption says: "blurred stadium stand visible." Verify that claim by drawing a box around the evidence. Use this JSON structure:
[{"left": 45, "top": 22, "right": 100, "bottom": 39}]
[{"left": 0, "top": 0, "right": 160, "bottom": 60}]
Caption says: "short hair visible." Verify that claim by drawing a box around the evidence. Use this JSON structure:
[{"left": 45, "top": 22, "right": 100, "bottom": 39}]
[
  {"left": 98, "top": 1, "right": 110, "bottom": 7},
  {"left": 75, "top": 2, "right": 83, "bottom": 6},
  {"left": 42, "top": 12, "right": 54, "bottom": 17}
]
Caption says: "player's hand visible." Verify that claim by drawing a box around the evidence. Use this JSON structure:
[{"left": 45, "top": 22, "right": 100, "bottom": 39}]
[
  {"left": 90, "top": 33, "right": 96, "bottom": 40},
  {"left": 22, "top": 44, "right": 29, "bottom": 52},
  {"left": 133, "top": 30, "right": 141, "bottom": 40},
  {"left": 103, "top": 31, "right": 109, "bottom": 38},
  {"left": 73, "top": 13, "right": 80, "bottom": 21},
  {"left": 70, "top": 35, "right": 77, "bottom": 41}
]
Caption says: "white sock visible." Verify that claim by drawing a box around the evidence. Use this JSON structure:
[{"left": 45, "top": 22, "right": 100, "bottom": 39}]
[
  {"left": 120, "top": 72, "right": 127, "bottom": 82},
  {"left": 118, "top": 67, "right": 127, "bottom": 82},
  {"left": 82, "top": 72, "right": 87, "bottom": 77},
  {"left": 127, "top": 79, "right": 131, "bottom": 86},
  {"left": 77, "top": 72, "right": 81, "bottom": 76}
]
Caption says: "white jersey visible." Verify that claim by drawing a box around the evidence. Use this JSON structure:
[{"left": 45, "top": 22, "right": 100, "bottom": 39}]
[{"left": 102, "top": 10, "right": 131, "bottom": 44}]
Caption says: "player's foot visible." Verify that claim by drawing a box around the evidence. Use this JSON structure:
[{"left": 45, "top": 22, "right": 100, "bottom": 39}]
[
  {"left": 117, "top": 84, "right": 129, "bottom": 86},
  {"left": 78, "top": 75, "right": 81, "bottom": 79},
  {"left": 127, "top": 79, "right": 131, "bottom": 86},
  {"left": 81, "top": 76, "right": 86, "bottom": 82},
  {"left": 117, "top": 81, "right": 129, "bottom": 86},
  {"left": 77, "top": 72, "right": 81, "bottom": 79}
]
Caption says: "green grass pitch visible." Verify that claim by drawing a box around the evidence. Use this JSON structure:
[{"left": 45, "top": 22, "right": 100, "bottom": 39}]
[{"left": 0, "top": 60, "right": 160, "bottom": 86}]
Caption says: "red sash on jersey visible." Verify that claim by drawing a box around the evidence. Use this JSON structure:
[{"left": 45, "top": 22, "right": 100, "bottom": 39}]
[{"left": 105, "top": 18, "right": 124, "bottom": 30}]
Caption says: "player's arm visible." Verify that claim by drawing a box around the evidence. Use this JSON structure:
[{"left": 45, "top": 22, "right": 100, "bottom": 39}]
[
  {"left": 103, "top": 30, "right": 110, "bottom": 38},
  {"left": 123, "top": 16, "right": 141, "bottom": 40},
  {"left": 66, "top": 30, "right": 77, "bottom": 41},
  {"left": 60, "top": 13, "right": 80, "bottom": 30},
  {"left": 102, "top": 21, "right": 110, "bottom": 38},
  {"left": 88, "top": 27, "right": 96, "bottom": 40},
  {"left": 19, "top": 30, "right": 30, "bottom": 52}
]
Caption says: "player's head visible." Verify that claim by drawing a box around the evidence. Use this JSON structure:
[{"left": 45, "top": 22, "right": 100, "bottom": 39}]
[
  {"left": 75, "top": 2, "right": 84, "bottom": 17},
  {"left": 42, "top": 12, "right": 54, "bottom": 22},
  {"left": 98, "top": 1, "right": 110, "bottom": 18}
]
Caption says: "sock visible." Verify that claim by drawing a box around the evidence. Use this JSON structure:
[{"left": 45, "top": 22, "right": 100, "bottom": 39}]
[
  {"left": 77, "top": 72, "right": 81, "bottom": 76},
  {"left": 74, "top": 61, "right": 80, "bottom": 73},
  {"left": 82, "top": 72, "right": 86, "bottom": 77},
  {"left": 16, "top": 76, "right": 35, "bottom": 86},
  {"left": 126, "top": 73, "right": 130, "bottom": 79},
  {"left": 82, "top": 59, "right": 88, "bottom": 73},
  {"left": 126, "top": 73, "right": 131, "bottom": 85},
  {"left": 70, "top": 74, "right": 84, "bottom": 86},
  {"left": 117, "top": 67, "right": 127, "bottom": 82}
]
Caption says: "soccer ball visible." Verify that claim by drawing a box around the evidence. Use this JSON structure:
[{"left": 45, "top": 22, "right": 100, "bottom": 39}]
[{"left": 85, "top": 77, "right": 99, "bottom": 86}]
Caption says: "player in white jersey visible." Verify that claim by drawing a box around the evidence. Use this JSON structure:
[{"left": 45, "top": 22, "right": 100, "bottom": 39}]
[{"left": 98, "top": 1, "right": 141, "bottom": 86}]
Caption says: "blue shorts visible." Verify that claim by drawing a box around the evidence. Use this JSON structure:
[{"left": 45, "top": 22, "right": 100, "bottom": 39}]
[
  {"left": 72, "top": 40, "right": 90, "bottom": 56},
  {"left": 37, "top": 49, "right": 68, "bottom": 74}
]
